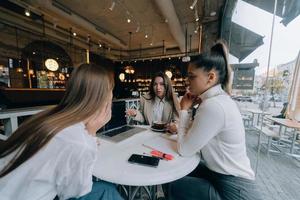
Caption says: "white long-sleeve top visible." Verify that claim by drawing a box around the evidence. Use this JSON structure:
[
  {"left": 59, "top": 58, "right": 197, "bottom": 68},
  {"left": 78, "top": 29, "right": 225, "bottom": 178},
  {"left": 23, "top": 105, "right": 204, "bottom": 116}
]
[
  {"left": 0, "top": 122, "right": 97, "bottom": 200},
  {"left": 152, "top": 97, "right": 165, "bottom": 122},
  {"left": 178, "top": 84, "right": 255, "bottom": 180}
]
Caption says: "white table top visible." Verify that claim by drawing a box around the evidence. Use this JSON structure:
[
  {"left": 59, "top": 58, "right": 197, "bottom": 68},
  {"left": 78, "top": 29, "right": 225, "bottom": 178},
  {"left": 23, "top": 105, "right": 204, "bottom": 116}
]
[
  {"left": 266, "top": 117, "right": 300, "bottom": 129},
  {"left": 93, "top": 127, "right": 201, "bottom": 186},
  {"left": 243, "top": 108, "right": 265, "bottom": 114}
]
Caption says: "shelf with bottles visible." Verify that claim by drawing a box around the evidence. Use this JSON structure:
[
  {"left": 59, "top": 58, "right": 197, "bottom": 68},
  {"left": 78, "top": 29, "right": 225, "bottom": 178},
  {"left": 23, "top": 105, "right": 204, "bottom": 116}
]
[
  {"left": 172, "top": 77, "right": 186, "bottom": 96},
  {"left": 35, "top": 69, "right": 70, "bottom": 89},
  {"left": 136, "top": 78, "right": 151, "bottom": 93},
  {"left": 172, "top": 78, "right": 186, "bottom": 88}
]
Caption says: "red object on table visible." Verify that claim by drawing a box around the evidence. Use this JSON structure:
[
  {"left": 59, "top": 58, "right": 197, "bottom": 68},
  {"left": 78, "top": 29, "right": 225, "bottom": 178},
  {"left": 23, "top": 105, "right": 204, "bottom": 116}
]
[{"left": 150, "top": 150, "right": 174, "bottom": 160}]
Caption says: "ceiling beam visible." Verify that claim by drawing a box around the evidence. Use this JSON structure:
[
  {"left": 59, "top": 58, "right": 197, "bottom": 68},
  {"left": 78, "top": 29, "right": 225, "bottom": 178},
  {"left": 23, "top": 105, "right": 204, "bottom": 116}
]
[
  {"left": 154, "top": 0, "right": 185, "bottom": 53},
  {"left": 24, "top": 0, "right": 127, "bottom": 50}
]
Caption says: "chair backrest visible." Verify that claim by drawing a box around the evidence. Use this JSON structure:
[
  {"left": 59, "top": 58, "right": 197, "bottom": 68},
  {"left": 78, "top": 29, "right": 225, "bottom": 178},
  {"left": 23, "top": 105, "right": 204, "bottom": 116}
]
[{"left": 0, "top": 134, "right": 7, "bottom": 146}]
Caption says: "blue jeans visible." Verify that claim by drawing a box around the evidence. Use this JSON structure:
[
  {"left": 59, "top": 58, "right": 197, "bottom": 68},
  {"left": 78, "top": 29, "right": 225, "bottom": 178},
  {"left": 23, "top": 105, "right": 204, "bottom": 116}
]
[
  {"left": 166, "top": 163, "right": 262, "bottom": 200},
  {"left": 68, "top": 180, "right": 123, "bottom": 200}
]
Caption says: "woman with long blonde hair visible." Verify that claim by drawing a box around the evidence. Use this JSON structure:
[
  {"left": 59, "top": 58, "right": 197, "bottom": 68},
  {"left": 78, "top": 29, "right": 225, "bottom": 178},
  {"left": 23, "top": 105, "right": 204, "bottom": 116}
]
[{"left": 0, "top": 63, "right": 123, "bottom": 200}]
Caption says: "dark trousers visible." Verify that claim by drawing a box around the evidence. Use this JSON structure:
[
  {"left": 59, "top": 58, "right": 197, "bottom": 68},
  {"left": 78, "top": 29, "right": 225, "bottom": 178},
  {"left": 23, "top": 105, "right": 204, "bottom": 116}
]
[
  {"left": 67, "top": 180, "right": 123, "bottom": 200},
  {"left": 166, "top": 163, "right": 262, "bottom": 200}
]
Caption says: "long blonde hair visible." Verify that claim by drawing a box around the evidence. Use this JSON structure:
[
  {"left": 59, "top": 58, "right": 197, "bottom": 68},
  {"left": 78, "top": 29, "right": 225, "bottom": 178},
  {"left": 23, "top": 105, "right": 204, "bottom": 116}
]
[{"left": 0, "top": 63, "right": 114, "bottom": 177}]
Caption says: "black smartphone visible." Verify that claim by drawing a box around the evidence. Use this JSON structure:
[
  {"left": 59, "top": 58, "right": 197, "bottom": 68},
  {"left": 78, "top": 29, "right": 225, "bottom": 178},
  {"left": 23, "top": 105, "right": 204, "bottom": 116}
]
[{"left": 128, "top": 154, "right": 160, "bottom": 167}]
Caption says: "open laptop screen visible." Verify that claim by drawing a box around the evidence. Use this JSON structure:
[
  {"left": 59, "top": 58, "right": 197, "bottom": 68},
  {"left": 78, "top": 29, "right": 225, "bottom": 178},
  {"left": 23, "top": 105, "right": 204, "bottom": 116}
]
[{"left": 98, "top": 101, "right": 127, "bottom": 132}]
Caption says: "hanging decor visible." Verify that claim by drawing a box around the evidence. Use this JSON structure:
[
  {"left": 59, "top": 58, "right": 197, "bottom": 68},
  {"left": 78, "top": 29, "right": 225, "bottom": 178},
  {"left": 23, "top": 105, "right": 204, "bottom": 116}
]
[
  {"left": 165, "top": 70, "right": 172, "bottom": 79},
  {"left": 124, "top": 65, "right": 135, "bottom": 74},
  {"left": 45, "top": 58, "right": 59, "bottom": 71},
  {"left": 123, "top": 32, "right": 135, "bottom": 74},
  {"left": 119, "top": 73, "right": 125, "bottom": 82}
]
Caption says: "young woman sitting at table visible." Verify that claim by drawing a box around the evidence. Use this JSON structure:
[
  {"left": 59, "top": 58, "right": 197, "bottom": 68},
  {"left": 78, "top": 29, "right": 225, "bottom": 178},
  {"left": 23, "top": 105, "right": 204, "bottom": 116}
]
[
  {"left": 0, "top": 64, "right": 123, "bottom": 200},
  {"left": 167, "top": 41, "right": 262, "bottom": 200},
  {"left": 126, "top": 72, "right": 180, "bottom": 133}
]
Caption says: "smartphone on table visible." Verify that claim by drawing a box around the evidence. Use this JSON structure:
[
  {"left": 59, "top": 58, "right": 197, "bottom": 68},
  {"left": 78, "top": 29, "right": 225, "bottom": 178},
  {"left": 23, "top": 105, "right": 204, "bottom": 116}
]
[{"left": 128, "top": 154, "right": 160, "bottom": 167}]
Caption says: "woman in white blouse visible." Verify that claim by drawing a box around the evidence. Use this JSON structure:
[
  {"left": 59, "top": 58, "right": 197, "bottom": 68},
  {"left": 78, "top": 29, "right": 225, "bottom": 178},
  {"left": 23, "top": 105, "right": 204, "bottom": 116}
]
[
  {"left": 167, "top": 41, "right": 262, "bottom": 200},
  {"left": 0, "top": 64, "right": 123, "bottom": 200},
  {"left": 126, "top": 72, "right": 180, "bottom": 133}
]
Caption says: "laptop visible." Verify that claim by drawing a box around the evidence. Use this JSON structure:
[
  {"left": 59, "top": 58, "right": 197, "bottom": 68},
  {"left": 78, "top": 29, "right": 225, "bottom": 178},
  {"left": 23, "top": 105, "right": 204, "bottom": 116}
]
[{"left": 97, "top": 101, "right": 146, "bottom": 142}]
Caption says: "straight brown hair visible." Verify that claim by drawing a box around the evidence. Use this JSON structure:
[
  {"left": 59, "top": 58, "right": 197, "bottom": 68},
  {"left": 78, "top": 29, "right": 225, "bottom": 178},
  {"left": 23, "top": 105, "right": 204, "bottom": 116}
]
[{"left": 0, "top": 63, "right": 114, "bottom": 177}]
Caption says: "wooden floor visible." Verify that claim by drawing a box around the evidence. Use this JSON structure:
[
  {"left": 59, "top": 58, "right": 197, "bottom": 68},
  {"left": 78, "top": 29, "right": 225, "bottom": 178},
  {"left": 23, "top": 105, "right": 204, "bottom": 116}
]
[{"left": 246, "top": 130, "right": 300, "bottom": 200}]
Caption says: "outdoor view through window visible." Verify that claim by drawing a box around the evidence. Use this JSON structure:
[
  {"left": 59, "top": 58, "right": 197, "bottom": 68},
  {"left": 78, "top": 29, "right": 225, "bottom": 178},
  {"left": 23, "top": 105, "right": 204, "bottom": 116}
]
[{"left": 224, "top": 1, "right": 300, "bottom": 200}]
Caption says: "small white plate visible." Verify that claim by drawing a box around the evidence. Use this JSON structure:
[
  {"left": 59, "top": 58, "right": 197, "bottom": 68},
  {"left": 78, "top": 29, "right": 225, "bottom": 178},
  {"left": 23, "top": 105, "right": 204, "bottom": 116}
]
[{"left": 150, "top": 127, "right": 166, "bottom": 132}]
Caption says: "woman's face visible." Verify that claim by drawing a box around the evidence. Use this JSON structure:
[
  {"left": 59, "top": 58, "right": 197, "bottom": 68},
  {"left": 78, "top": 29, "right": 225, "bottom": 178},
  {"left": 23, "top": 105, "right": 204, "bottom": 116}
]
[
  {"left": 187, "top": 65, "right": 216, "bottom": 95},
  {"left": 153, "top": 76, "right": 166, "bottom": 99}
]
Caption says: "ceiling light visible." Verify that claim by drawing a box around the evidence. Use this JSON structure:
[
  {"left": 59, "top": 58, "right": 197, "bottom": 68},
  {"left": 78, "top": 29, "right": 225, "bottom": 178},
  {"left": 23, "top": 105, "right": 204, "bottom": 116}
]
[
  {"left": 190, "top": 0, "right": 198, "bottom": 10},
  {"left": 195, "top": 9, "right": 199, "bottom": 22},
  {"left": 165, "top": 70, "right": 172, "bottom": 79},
  {"left": 150, "top": 42, "right": 153, "bottom": 46},
  {"left": 145, "top": 34, "right": 148, "bottom": 38},
  {"left": 210, "top": 11, "right": 217, "bottom": 16},
  {"left": 45, "top": 58, "right": 59, "bottom": 71},
  {"left": 169, "top": 57, "right": 171, "bottom": 60},
  {"left": 119, "top": 73, "right": 125, "bottom": 82},
  {"left": 135, "top": 25, "right": 140, "bottom": 32},
  {"left": 99, "top": 43, "right": 102, "bottom": 47},
  {"left": 73, "top": 32, "right": 77, "bottom": 36},
  {"left": 127, "top": 18, "right": 131, "bottom": 23},
  {"left": 25, "top": 9, "right": 30, "bottom": 17},
  {"left": 109, "top": 1, "right": 116, "bottom": 11},
  {"left": 32, "top": 52, "right": 36, "bottom": 55},
  {"left": 194, "top": 25, "right": 199, "bottom": 34}
]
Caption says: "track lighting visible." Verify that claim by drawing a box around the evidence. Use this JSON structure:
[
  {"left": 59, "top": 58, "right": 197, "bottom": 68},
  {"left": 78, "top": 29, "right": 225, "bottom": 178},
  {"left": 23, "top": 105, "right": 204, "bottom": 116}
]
[
  {"left": 25, "top": 9, "right": 30, "bottom": 17},
  {"left": 190, "top": 0, "right": 198, "bottom": 10},
  {"left": 109, "top": 1, "right": 115, "bottom": 11}
]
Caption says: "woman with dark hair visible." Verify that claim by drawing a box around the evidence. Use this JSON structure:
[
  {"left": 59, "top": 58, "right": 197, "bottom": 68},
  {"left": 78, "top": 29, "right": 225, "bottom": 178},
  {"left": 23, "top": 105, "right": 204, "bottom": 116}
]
[
  {"left": 0, "top": 64, "right": 123, "bottom": 200},
  {"left": 126, "top": 72, "right": 180, "bottom": 133},
  {"left": 167, "top": 41, "right": 262, "bottom": 200}
]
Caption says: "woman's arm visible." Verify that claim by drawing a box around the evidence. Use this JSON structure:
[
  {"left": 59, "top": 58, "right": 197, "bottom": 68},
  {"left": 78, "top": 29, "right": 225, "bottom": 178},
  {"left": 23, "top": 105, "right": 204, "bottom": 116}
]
[
  {"left": 177, "top": 100, "right": 225, "bottom": 156},
  {"left": 125, "top": 96, "right": 146, "bottom": 124}
]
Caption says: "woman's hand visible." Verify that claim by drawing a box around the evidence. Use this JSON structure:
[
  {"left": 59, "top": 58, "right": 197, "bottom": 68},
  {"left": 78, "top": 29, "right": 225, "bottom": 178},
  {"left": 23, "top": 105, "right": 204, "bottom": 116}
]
[
  {"left": 125, "top": 109, "right": 137, "bottom": 117},
  {"left": 86, "top": 101, "right": 112, "bottom": 135},
  {"left": 180, "top": 92, "right": 197, "bottom": 110},
  {"left": 166, "top": 121, "right": 177, "bottom": 134}
]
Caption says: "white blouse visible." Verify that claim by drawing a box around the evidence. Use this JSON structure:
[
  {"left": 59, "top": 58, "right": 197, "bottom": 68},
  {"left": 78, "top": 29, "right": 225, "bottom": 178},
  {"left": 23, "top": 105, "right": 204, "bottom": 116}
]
[
  {"left": 178, "top": 84, "right": 255, "bottom": 180},
  {"left": 0, "top": 122, "right": 97, "bottom": 200},
  {"left": 152, "top": 97, "right": 165, "bottom": 122}
]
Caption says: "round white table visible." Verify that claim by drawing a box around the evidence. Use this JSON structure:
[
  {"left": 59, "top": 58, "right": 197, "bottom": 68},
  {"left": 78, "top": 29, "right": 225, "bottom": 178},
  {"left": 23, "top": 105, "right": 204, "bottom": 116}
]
[{"left": 93, "top": 126, "right": 201, "bottom": 199}]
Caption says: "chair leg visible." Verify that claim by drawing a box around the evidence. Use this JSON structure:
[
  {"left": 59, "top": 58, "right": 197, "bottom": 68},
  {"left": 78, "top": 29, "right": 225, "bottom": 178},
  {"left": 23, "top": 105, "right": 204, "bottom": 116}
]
[{"left": 267, "top": 137, "right": 271, "bottom": 157}]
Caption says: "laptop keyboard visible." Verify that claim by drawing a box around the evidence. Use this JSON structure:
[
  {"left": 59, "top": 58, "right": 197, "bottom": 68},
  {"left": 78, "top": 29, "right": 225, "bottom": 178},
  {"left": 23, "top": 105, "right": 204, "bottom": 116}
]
[{"left": 102, "top": 126, "right": 134, "bottom": 137}]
